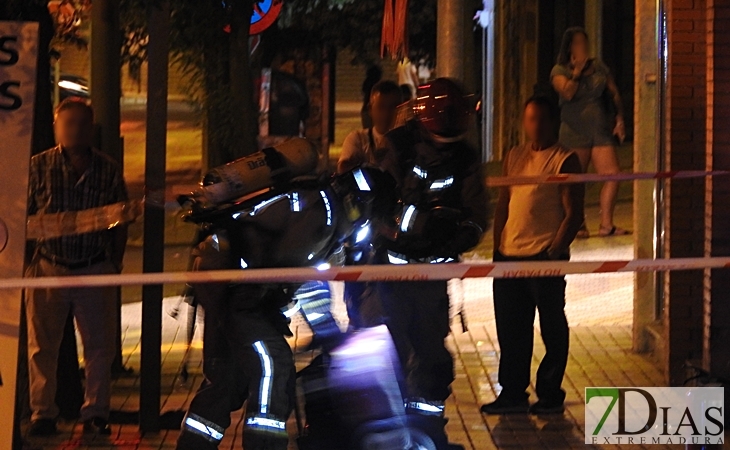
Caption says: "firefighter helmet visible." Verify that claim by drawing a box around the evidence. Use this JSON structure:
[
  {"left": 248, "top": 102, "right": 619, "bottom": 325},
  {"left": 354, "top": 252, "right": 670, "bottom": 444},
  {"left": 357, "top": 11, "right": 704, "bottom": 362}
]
[{"left": 412, "top": 78, "right": 471, "bottom": 143}]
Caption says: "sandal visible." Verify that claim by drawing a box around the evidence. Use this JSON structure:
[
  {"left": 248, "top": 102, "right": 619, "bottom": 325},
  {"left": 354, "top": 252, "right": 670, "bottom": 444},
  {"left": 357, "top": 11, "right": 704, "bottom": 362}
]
[
  {"left": 576, "top": 221, "right": 590, "bottom": 239},
  {"left": 598, "top": 225, "right": 631, "bottom": 237}
]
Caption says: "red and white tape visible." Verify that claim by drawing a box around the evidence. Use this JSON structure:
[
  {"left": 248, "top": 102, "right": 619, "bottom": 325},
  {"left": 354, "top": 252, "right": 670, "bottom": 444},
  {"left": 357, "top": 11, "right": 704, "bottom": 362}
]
[
  {"left": 2, "top": 257, "right": 729, "bottom": 290},
  {"left": 486, "top": 170, "right": 730, "bottom": 187},
  {"left": 21, "top": 171, "right": 727, "bottom": 239}
]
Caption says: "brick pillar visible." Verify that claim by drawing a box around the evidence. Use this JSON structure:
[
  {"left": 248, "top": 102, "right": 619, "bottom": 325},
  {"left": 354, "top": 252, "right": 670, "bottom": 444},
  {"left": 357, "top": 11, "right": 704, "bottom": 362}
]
[
  {"left": 663, "top": 0, "right": 707, "bottom": 385},
  {"left": 703, "top": 0, "right": 730, "bottom": 380}
]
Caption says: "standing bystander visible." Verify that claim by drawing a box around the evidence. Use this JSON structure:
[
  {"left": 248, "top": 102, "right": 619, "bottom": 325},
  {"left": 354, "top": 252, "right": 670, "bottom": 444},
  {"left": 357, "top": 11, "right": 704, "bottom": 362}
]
[
  {"left": 338, "top": 80, "right": 402, "bottom": 328},
  {"left": 551, "top": 27, "right": 627, "bottom": 237},
  {"left": 339, "top": 80, "right": 402, "bottom": 177},
  {"left": 481, "top": 96, "right": 584, "bottom": 415},
  {"left": 396, "top": 57, "right": 419, "bottom": 99},
  {"left": 25, "top": 99, "right": 128, "bottom": 436},
  {"left": 360, "top": 65, "right": 383, "bottom": 129}
]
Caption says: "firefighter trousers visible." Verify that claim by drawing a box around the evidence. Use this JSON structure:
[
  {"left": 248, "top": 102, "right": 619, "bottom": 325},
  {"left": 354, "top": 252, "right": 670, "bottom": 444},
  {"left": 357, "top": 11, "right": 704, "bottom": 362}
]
[
  {"left": 176, "top": 319, "right": 294, "bottom": 450},
  {"left": 376, "top": 280, "right": 454, "bottom": 403}
]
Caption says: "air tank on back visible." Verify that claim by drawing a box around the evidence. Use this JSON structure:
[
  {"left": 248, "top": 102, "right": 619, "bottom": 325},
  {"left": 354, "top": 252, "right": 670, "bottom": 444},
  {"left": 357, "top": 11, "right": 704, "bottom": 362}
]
[{"left": 199, "top": 137, "right": 319, "bottom": 205}]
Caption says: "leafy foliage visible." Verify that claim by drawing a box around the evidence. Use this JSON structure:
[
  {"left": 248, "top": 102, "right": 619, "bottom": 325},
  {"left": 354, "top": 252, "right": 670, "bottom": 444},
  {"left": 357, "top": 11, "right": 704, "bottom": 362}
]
[
  {"left": 120, "top": 0, "right": 258, "bottom": 164},
  {"left": 278, "top": 0, "right": 436, "bottom": 65},
  {"left": 120, "top": 0, "right": 147, "bottom": 83},
  {"left": 1, "top": 0, "right": 87, "bottom": 50},
  {"left": 116, "top": 0, "right": 437, "bottom": 163},
  {"left": 50, "top": 0, "right": 91, "bottom": 50}
]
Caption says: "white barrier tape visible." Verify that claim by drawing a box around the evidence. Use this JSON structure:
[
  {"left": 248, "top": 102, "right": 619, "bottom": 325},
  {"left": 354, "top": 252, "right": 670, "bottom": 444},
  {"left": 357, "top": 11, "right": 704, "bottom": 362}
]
[
  {"left": 21, "top": 170, "right": 727, "bottom": 239},
  {"left": 26, "top": 200, "right": 144, "bottom": 240},
  {"left": 2, "top": 257, "right": 729, "bottom": 290},
  {"left": 486, "top": 170, "right": 730, "bottom": 187}
]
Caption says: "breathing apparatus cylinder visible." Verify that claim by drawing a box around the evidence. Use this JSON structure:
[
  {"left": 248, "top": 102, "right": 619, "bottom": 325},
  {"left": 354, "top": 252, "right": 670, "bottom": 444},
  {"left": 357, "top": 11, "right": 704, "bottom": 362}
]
[{"left": 199, "top": 137, "right": 319, "bottom": 204}]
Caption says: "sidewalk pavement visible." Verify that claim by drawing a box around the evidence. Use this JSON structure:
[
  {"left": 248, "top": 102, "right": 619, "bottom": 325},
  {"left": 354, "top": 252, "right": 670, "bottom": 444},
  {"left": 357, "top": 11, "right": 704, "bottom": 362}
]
[
  {"left": 23, "top": 204, "right": 709, "bottom": 450},
  {"left": 20, "top": 321, "right": 681, "bottom": 450}
]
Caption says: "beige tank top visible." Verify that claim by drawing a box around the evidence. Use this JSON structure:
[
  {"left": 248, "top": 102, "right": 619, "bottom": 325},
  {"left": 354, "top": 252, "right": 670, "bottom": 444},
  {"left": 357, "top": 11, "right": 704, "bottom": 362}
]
[{"left": 500, "top": 143, "right": 574, "bottom": 257}]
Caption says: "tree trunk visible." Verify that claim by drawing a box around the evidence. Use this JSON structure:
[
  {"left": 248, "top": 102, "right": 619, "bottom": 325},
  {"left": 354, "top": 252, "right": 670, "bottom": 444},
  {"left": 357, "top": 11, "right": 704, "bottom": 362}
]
[
  {"left": 203, "top": 43, "right": 232, "bottom": 169},
  {"left": 228, "top": 0, "right": 257, "bottom": 158}
]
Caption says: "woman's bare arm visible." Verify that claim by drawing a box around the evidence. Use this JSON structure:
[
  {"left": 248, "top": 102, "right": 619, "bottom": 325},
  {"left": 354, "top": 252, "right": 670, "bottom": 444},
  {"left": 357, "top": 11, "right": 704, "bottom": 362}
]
[
  {"left": 606, "top": 74, "right": 624, "bottom": 119},
  {"left": 552, "top": 58, "right": 587, "bottom": 101},
  {"left": 606, "top": 73, "right": 626, "bottom": 143},
  {"left": 552, "top": 75, "right": 580, "bottom": 101}
]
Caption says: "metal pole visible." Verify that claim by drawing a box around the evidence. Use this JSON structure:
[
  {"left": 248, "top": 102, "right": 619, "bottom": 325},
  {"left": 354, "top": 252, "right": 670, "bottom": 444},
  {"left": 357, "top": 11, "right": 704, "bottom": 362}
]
[
  {"left": 90, "top": 0, "right": 122, "bottom": 163},
  {"left": 90, "top": 0, "right": 125, "bottom": 376},
  {"left": 476, "top": 1, "right": 495, "bottom": 162},
  {"left": 485, "top": 18, "right": 495, "bottom": 162},
  {"left": 584, "top": 0, "right": 603, "bottom": 58},
  {"left": 654, "top": 0, "right": 668, "bottom": 319},
  {"left": 436, "top": 0, "right": 465, "bottom": 81},
  {"left": 140, "top": 0, "right": 169, "bottom": 433},
  {"left": 321, "top": 47, "right": 335, "bottom": 168},
  {"left": 53, "top": 58, "right": 60, "bottom": 109},
  {"left": 479, "top": 3, "right": 495, "bottom": 163}
]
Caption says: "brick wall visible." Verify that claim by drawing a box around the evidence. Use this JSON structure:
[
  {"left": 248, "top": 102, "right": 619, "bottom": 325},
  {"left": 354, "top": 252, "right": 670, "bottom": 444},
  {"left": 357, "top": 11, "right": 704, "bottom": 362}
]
[
  {"left": 663, "top": 0, "right": 730, "bottom": 385},
  {"left": 58, "top": 45, "right": 193, "bottom": 100},
  {"left": 663, "top": 0, "right": 708, "bottom": 385}
]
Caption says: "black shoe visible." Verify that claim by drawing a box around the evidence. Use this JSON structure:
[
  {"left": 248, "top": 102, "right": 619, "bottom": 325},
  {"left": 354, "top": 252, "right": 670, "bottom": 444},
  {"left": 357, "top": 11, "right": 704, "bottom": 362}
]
[
  {"left": 480, "top": 395, "right": 529, "bottom": 415},
  {"left": 83, "top": 417, "right": 112, "bottom": 435},
  {"left": 28, "top": 418, "right": 56, "bottom": 437},
  {"left": 528, "top": 398, "right": 565, "bottom": 415}
]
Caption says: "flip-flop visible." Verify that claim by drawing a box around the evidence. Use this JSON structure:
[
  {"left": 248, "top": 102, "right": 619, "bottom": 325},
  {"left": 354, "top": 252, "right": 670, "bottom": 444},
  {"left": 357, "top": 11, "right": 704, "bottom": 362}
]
[
  {"left": 598, "top": 226, "right": 631, "bottom": 237},
  {"left": 576, "top": 222, "right": 590, "bottom": 239}
]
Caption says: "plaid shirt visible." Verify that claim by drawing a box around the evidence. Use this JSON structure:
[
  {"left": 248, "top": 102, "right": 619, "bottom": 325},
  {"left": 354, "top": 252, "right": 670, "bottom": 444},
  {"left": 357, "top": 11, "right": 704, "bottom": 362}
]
[{"left": 28, "top": 146, "right": 128, "bottom": 261}]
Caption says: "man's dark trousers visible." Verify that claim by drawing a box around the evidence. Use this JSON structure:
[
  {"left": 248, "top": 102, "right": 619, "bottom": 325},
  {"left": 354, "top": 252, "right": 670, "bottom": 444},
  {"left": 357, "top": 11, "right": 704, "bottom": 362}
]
[{"left": 492, "top": 250, "right": 569, "bottom": 404}]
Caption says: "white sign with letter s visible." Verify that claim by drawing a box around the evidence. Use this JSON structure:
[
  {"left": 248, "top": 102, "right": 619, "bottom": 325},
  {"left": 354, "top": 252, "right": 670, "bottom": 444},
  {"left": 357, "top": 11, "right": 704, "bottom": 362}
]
[{"left": 0, "top": 21, "right": 38, "bottom": 450}]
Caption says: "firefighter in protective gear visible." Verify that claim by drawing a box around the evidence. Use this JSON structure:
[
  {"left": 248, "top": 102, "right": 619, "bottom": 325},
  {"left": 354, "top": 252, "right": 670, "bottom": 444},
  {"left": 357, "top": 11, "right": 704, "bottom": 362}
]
[
  {"left": 173, "top": 139, "right": 319, "bottom": 450},
  {"left": 376, "top": 78, "right": 490, "bottom": 449},
  {"left": 176, "top": 233, "right": 295, "bottom": 450},
  {"left": 176, "top": 152, "right": 395, "bottom": 449}
]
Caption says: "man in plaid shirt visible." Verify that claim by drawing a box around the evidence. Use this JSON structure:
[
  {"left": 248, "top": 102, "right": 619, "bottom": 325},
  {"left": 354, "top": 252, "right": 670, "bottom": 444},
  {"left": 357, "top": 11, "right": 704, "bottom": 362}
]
[{"left": 25, "top": 99, "right": 128, "bottom": 436}]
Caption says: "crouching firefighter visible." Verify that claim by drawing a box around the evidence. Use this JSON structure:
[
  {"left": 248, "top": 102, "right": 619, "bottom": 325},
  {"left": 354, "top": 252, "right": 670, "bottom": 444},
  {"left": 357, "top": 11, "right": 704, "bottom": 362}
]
[
  {"left": 377, "top": 78, "right": 490, "bottom": 449},
  {"left": 177, "top": 242, "right": 295, "bottom": 450},
  {"left": 175, "top": 138, "right": 393, "bottom": 450}
]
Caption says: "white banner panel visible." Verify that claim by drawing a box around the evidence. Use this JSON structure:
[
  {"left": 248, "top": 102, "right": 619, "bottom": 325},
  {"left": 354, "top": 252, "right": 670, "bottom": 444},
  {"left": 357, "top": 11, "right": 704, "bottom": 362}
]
[
  {"left": 0, "top": 21, "right": 38, "bottom": 449},
  {"left": 585, "top": 387, "right": 725, "bottom": 445}
]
